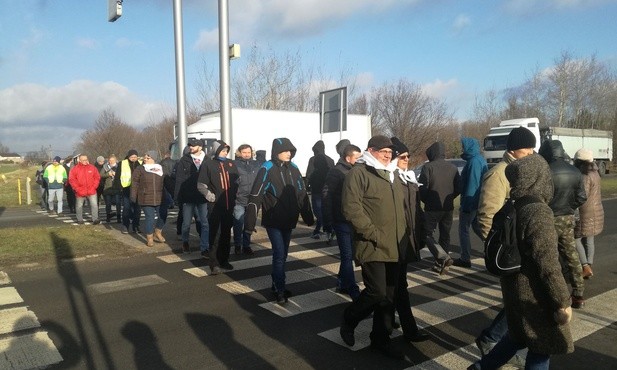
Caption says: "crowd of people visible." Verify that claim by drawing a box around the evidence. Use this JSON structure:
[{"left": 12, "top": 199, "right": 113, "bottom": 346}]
[{"left": 34, "top": 128, "right": 604, "bottom": 367}]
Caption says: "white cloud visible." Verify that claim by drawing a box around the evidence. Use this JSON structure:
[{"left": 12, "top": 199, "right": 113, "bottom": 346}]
[
  {"left": 193, "top": 28, "right": 219, "bottom": 51},
  {"left": 0, "top": 81, "right": 171, "bottom": 154},
  {"left": 421, "top": 78, "right": 460, "bottom": 99},
  {"left": 451, "top": 14, "right": 471, "bottom": 35},
  {"left": 76, "top": 37, "right": 98, "bottom": 49}
]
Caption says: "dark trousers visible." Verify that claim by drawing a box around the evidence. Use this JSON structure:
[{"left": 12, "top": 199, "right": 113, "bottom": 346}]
[
  {"left": 394, "top": 262, "right": 421, "bottom": 337},
  {"left": 424, "top": 210, "right": 454, "bottom": 253},
  {"left": 343, "top": 261, "right": 398, "bottom": 346},
  {"left": 208, "top": 206, "right": 234, "bottom": 265}
]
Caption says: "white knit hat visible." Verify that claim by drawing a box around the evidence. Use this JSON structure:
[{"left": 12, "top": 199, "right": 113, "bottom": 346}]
[{"left": 574, "top": 148, "right": 593, "bottom": 162}]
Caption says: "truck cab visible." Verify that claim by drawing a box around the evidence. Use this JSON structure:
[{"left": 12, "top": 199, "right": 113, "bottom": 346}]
[{"left": 483, "top": 118, "right": 542, "bottom": 164}]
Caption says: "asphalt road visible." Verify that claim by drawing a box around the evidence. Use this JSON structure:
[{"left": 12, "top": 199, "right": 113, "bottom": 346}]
[{"left": 1, "top": 200, "right": 616, "bottom": 370}]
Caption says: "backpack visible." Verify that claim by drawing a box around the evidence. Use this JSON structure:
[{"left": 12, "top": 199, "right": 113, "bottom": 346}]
[
  {"left": 35, "top": 169, "right": 46, "bottom": 186},
  {"left": 484, "top": 195, "right": 541, "bottom": 276}
]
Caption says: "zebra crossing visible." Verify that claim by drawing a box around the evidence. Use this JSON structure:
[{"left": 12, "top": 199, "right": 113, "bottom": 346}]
[
  {"left": 34, "top": 207, "right": 180, "bottom": 226},
  {"left": 0, "top": 272, "right": 63, "bottom": 370},
  {"left": 153, "top": 231, "right": 617, "bottom": 367}
]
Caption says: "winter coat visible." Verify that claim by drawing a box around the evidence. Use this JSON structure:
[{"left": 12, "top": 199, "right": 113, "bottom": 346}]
[
  {"left": 477, "top": 152, "right": 515, "bottom": 239},
  {"left": 399, "top": 174, "right": 426, "bottom": 262},
  {"left": 342, "top": 154, "right": 406, "bottom": 265},
  {"left": 130, "top": 165, "right": 164, "bottom": 206},
  {"left": 307, "top": 154, "right": 331, "bottom": 194},
  {"left": 574, "top": 162, "right": 604, "bottom": 237},
  {"left": 418, "top": 142, "right": 461, "bottom": 211},
  {"left": 174, "top": 153, "right": 208, "bottom": 205},
  {"left": 539, "top": 140, "right": 587, "bottom": 216},
  {"left": 322, "top": 158, "right": 353, "bottom": 227},
  {"left": 245, "top": 138, "right": 314, "bottom": 231},
  {"left": 459, "top": 137, "right": 488, "bottom": 213},
  {"left": 114, "top": 158, "right": 142, "bottom": 196},
  {"left": 197, "top": 157, "right": 239, "bottom": 212},
  {"left": 305, "top": 140, "right": 335, "bottom": 183},
  {"left": 69, "top": 163, "right": 101, "bottom": 197},
  {"left": 43, "top": 163, "right": 67, "bottom": 190},
  {"left": 501, "top": 153, "right": 573, "bottom": 355},
  {"left": 100, "top": 163, "right": 120, "bottom": 196},
  {"left": 234, "top": 158, "right": 260, "bottom": 206}
]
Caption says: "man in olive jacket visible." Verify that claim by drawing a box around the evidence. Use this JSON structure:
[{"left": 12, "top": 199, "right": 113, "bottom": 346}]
[{"left": 339, "top": 135, "right": 406, "bottom": 360}]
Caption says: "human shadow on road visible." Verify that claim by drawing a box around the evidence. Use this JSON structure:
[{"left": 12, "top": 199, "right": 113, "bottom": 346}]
[
  {"left": 41, "top": 320, "right": 81, "bottom": 369},
  {"left": 186, "top": 312, "right": 276, "bottom": 369},
  {"left": 121, "top": 321, "right": 175, "bottom": 370},
  {"left": 50, "top": 232, "right": 117, "bottom": 369}
]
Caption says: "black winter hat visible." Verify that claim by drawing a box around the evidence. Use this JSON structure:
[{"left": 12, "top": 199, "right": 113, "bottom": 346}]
[
  {"left": 127, "top": 149, "right": 138, "bottom": 157},
  {"left": 366, "top": 135, "right": 393, "bottom": 150},
  {"left": 506, "top": 127, "right": 536, "bottom": 151},
  {"left": 390, "top": 137, "right": 409, "bottom": 157}
]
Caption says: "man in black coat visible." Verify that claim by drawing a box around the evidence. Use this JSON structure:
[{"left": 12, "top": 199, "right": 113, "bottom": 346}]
[{"left": 232, "top": 144, "right": 260, "bottom": 255}]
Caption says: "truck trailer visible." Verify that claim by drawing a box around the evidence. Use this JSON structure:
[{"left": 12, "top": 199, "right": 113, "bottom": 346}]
[{"left": 171, "top": 108, "right": 372, "bottom": 176}]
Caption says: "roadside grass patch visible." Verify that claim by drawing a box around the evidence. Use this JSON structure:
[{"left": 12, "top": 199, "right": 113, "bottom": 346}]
[
  {"left": 0, "top": 164, "right": 40, "bottom": 207},
  {"left": 601, "top": 175, "right": 617, "bottom": 198},
  {"left": 0, "top": 225, "right": 138, "bottom": 269}
]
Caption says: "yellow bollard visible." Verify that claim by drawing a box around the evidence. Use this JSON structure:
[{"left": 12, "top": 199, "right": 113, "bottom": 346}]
[{"left": 18, "top": 178, "right": 22, "bottom": 205}]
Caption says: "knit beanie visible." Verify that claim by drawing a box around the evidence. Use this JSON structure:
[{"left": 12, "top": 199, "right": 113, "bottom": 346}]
[
  {"left": 390, "top": 137, "right": 409, "bottom": 157},
  {"left": 506, "top": 127, "right": 536, "bottom": 151},
  {"left": 574, "top": 148, "right": 593, "bottom": 162},
  {"left": 127, "top": 149, "right": 138, "bottom": 157},
  {"left": 145, "top": 150, "right": 159, "bottom": 162}
]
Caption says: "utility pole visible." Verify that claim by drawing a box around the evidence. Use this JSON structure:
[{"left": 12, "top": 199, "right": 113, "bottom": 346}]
[{"left": 218, "top": 0, "right": 232, "bottom": 152}]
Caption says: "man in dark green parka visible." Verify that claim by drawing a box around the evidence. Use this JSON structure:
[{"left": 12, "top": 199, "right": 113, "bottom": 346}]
[{"left": 339, "top": 135, "right": 407, "bottom": 360}]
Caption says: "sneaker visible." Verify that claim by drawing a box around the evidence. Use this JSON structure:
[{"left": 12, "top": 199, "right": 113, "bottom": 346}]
[
  {"left": 242, "top": 247, "right": 254, "bottom": 255},
  {"left": 340, "top": 321, "right": 355, "bottom": 346},
  {"left": 452, "top": 258, "right": 472, "bottom": 268},
  {"left": 209, "top": 266, "right": 221, "bottom": 275},
  {"left": 275, "top": 292, "right": 288, "bottom": 305},
  {"left": 571, "top": 295, "right": 585, "bottom": 309},
  {"left": 49, "top": 210, "right": 57, "bottom": 215},
  {"left": 133, "top": 226, "right": 141, "bottom": 234},
  {"left": 404, "top": 329, "right": 430, "bottom": 343},
  {"left": 92, "top": 220, "right": 101, "bottom": 225},
  {"left": 76, "top": 221, "right": 85, "bottom": 225},
  {"left": 121, "top": 226, "right": 130, "bottom": 234},
  {"left": 182, "top": 242, "right": 190, "bottom": 253},
  {"left": 475, "top": 337, "right": 495, "bottom": 357},
  {"left": 310, "top": 233, "right": 321, "bottom": 240},
  {"left": 438, "top": 258, "right": 454, "bottom": 275}
]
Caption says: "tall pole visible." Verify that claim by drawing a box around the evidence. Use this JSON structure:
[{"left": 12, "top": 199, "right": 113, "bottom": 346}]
[
  {"left": 173, "top": 0, "right": 188, "bottom": 152},
  {"left": 218, "top": 0, "right": 232, "bottom": 151}
]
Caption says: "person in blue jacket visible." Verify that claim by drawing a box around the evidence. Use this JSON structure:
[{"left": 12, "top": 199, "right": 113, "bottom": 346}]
[{"left": 454, "top": 137, "right": 488, "bottom": 268}]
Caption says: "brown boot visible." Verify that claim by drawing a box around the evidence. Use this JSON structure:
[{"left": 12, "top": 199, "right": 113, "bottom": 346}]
[
  {"left": 582, "top": 264, "right": 593, "bottom": 279},
  {"left": 146, "top": 234, "right": 154, "bottom": 247},
  {"left": 154, "top": 228, "right": 166, "bottom": 243}
]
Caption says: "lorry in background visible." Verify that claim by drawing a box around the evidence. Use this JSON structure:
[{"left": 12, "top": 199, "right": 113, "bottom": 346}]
[
  {"left": 170, "top": 108, "right": 372, "bottom": 177},
  {"left": 483, "top": 117, "right": 613, "bottom": 175}
]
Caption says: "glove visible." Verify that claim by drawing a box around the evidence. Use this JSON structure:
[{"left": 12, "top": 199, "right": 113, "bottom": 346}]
[
  {"left": 554, "top": 306, "right": 572, "bottom": 325},
  {"left": 204, "top": 189, "right": 216, "bottom": 203}
]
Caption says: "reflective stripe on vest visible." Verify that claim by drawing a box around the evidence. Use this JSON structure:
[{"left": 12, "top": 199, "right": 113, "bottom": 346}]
[{"left": 120, "top": 159, "right": 132, "bottom": 188}]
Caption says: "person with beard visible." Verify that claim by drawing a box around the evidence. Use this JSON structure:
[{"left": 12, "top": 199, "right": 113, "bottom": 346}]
[
  {"left": 115, "top": 149, "right": 143, "bottom": 234},
  {"left": 245, "top": 138, "right": 314, "bottom": 305},
  {"left": 198, "top": 140, "right": 239, "bottom": 273},
  {"left": 232, "top": 144, "right": 260, "bottom": 255}
]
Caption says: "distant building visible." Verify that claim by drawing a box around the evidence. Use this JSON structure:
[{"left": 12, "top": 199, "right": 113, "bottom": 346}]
[{"left": 0, "top": 153, "right": 23, "bottom": 163}]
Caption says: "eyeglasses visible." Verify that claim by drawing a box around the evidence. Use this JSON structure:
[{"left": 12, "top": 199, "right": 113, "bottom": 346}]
[
  {"left": 374, "top": 149, "right": 393, "bottom": 155},
  {"left": 398, "top": 155, "right": 410, "bottom": 160}
]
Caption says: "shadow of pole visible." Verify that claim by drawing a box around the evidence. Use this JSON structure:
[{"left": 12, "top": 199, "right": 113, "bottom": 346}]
[
  {"left": 121, "top": 321, "right": 175, "bottom": 370},
  {"left": 51, "top": 232, "right": 116, "bottom": 369}
]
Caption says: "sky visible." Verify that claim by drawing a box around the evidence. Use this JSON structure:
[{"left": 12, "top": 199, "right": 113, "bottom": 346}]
[{"left": 1, "top": 0, "right": 616, "bottom": 156}]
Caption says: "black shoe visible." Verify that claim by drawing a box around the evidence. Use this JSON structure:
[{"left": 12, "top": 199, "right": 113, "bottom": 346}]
[
  {"left": 404, "top": 329, "right": 430, "bottom": 343},
  {"left": 242, "top": 247, "right": 254, "bottom": 255},
  {"left": 106, "top": 216, "right": 111, "bottom": 223},
  {"left": 571, "top": 295, "right": 585, "bottom": 309},
  {"left": 438, "top": 258, "right": 454, "bottom": 275},
  {"left": 182, "top": 242, "right": 190, "bottom": 253},
  {"left": 275, "top": 292, "right": 288, "bottom": 305},
  {"left": 200, "top": 250, "right": 209, "bottom": 258},
  {"left": 133, "top": 226, "right": 141, "bottom": 234},
  {"left": 210, "top": 265, "right": 221, "bottom": 275},
  {"left": 339, "top": 321, "right": 355, "bottom": 346},
  {"left": 452, "top": 258, "right": 472, "bottom": 268},
  {"left": 369, "top": 342, "right": 404, "bottom": 360},
  {"left": 93, "top": 220, "right": 101, "bottom": 225},
  {"left": 234, "top": 246, "right": 242, "bottom": 255},
  {"left": 220, "top": 262, "right": 234, "bottom": 271},
  {"left": 271, "top": 285, "right": 292, "bottom": 298},
  {"left": 392, "top": 321, "right": 401, "bottom": 330}
]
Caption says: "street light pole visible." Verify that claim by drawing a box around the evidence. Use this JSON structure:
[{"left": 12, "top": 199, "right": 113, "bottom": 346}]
[
  {"left": 218, "top": 0, "right": 232, "bottom": 151},
  {"left": 173, "top": 0, "right": 188, "bottom": 152}
]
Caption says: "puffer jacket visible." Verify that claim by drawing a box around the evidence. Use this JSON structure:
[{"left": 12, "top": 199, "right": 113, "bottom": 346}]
[
  {"left": 69, "top": 163, "right": 100, "bottom": 197},
  {"left": 234, "top": 157, "right": 260, "bottom": 206},
  {"left": 501, "top": 153, "right": 573, "bottom": 355},
  {"left": 539, "top": 140, "right": 587, "bottom": 216},
  {"left": 130, "top": 165, "right": 164, "bottom": 206},
  {"left": 574, "top": 161, "right": 604, "bottom": 237},
  {"left": 342, "top": 153, "right": 406, "bottom": 264},
  {"left": 477, "top": 151, "right": 515, "bottom": 239},
  {"left": 418, "top": 142, "right": 461, "bottom": 211},
  {"left": 459, "top": 137, "right": 488, "bottom": 213},
  {"left": 322, "top": 158, "right": 353, "bottom": 227},
  {"left": 245, "top": 138, "right": 314, "bottom": 231}
]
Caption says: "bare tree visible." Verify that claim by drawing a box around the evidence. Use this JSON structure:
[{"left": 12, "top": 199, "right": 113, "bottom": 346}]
[
  {"left": 77, "top": 109, "right": 140, "bottom": 160},
  {"left": 370, "top": 79, "right": 455, "bottom": 161},
  {"left": 0, "top": 142, "right": 10, "bottom": 153}
]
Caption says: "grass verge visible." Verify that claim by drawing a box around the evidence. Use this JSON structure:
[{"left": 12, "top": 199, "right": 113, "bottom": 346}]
[
  {"left": 0, "top": 225, "right": 139, "bottom": 270},
  {"left": 0, "top": 164, "right": 40, "bottom": 207},
  {"left": 601, "top": 174, "right": 617, "bottom": 199}
]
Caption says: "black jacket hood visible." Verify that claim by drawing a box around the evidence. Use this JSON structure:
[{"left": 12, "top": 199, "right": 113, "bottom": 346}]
[
  {"left": 539, "top": 140, "right": 568, "bottom": 162},
  {"left": 312, "top": 140, "right": 326, "bottom": 155},
  {"left": 426, "top": 142, "right": 446, "bottom": 161},
  {"left": 271, "top": 138, "right": 297, "bottom": 160}
]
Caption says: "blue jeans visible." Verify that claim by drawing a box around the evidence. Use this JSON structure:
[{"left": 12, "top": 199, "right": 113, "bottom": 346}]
[
  {"left": 122, "top": 193, "right": 141, "bottom": 228},
  {"left": 232, "top": 204, "right": 251, "bottom": 247},
  {"left": 182, "top": 202, "right": 209, "bottom": 252},
  {"left": 575, "top": 236, "right": 595, "bottom": 265},
  {"left": 333, "top": 222, "right": 360, "bottom": 299},
  {"left": 476, "top": 333, "right": 549, "bottom": 370},
  {"left": 266, "top": 227, "right": 292, "bottom": 293},
  {"left": 458, "top": 209, "right": 482, "bottom": 263},
  {"left": 311, "top": 194, "right": 331, "bottom": 235},
  {"left": 142, "top": 206, "right": 165, "bottom": 235}
]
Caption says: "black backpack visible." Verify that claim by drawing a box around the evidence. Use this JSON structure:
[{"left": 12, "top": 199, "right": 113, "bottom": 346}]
[{"left": 484, "top": 195, "right": 541, "bottom": 276}]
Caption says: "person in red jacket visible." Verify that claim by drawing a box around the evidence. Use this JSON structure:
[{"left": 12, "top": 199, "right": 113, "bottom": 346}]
[{"left": 69, "top": 154, "right": 101, "bottom": 225}]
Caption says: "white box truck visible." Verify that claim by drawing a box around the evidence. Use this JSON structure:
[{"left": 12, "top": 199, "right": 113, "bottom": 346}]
[
  {"left": 483, "top": 117, "right": 613, "bottom": 175},
  {"left": 171, "top": 108, "right": 372, "bottom": 176}
]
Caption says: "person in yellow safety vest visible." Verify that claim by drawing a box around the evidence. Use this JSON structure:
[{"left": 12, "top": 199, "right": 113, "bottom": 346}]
[
  {"left": 114, "top": 149, "right": 142, "bottom": 234},
  {"left": 43, "top": 156, "right": 68, "bottom": 214}
]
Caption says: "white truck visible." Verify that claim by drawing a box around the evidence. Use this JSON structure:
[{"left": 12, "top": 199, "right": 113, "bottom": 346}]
[
  {"left": 171, "top": 108, "right": 372, "bottom": 176},
  {"left": 483, "top": 117, "right": 613, "bottom": 175}
]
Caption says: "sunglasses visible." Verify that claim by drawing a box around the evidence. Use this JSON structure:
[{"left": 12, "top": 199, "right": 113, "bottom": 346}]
[{"left": 398, "top": 155, "right": 410, "bottom": 160}]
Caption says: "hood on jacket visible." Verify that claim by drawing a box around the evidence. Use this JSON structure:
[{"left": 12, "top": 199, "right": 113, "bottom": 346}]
[
  {"left": 460, "top": 137, "right": 481, "bottom": 160},
  {"left": 335, "top": 139, "right": 351, "bottom": 157},
  {"left": 271, "top": 138, "right": 297, "bottom": 161},
  {"left": 211, "top": 140, "right": 230, "bottom": 159},
  {"left": 425, "top": 142, "right": 446, "bottom": 161},
  {"left": 505, "top": 153, "right": 554, "bottom": 203},
  {"left": 539, "top": 140, "right": 568, "bottom": 162},
  {"left": 312, "top": 140, "right": 326, "bottom": 155},
  {"left": 255, "top": 150, "right": 266, "bottom": 162}
]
